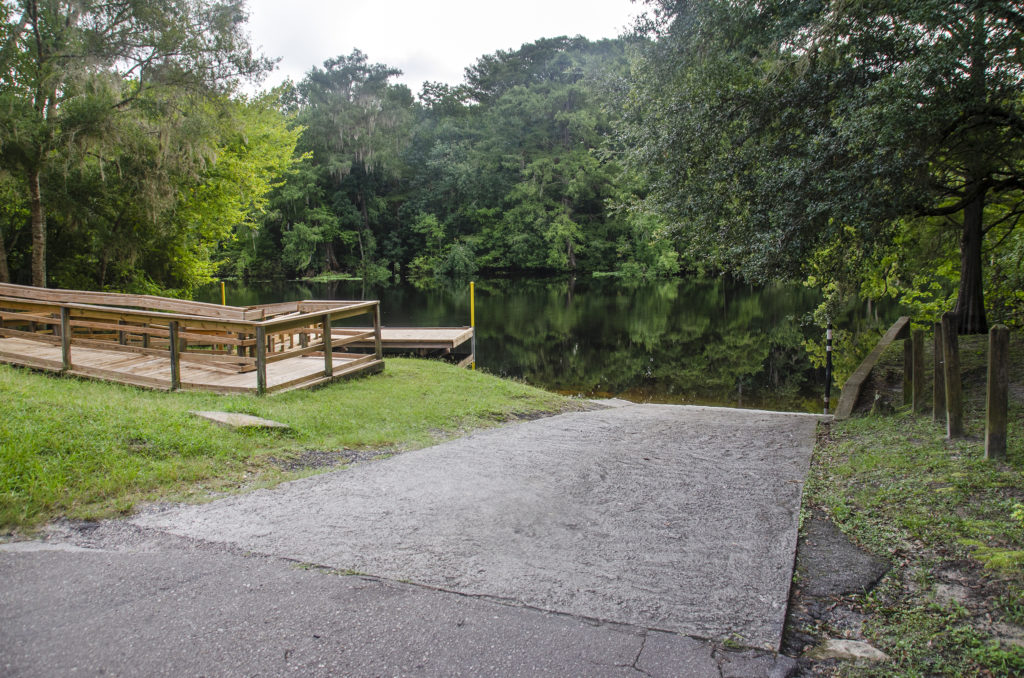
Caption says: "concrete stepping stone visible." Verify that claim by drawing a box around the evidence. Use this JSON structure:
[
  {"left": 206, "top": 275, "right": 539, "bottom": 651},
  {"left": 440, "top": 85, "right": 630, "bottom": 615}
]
[{"left": 190, "top": 411, "right": 289, "bottom": 430}]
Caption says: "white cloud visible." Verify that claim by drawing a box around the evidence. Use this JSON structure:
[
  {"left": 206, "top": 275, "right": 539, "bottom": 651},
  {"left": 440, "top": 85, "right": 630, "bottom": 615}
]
[{"left": 244, "top": 0, "right": 640, "bottom": 94}]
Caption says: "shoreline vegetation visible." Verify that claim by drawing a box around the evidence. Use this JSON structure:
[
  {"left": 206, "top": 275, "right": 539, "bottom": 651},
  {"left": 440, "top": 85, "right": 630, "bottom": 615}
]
[{"left": 796, "top": 331, "right": 1024, "bottom": 676}]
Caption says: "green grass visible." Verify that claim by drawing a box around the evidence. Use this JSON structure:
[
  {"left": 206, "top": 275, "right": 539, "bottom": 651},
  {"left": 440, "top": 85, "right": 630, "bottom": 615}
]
[
  {"left": 805, "top": 331, "right": 1024, "bottom": 676},
  {"left": 0, "top": 358, "right": 573, "bottom": 531}
]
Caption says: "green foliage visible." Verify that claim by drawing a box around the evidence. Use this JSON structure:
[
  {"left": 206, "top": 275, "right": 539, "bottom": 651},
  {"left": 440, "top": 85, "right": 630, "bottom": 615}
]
[
  {"left": 627, "top": 0, "right": 1024, "bottom": 331},
  {"left": 0, "top": 0, "right": 272, "bottom": 289}
]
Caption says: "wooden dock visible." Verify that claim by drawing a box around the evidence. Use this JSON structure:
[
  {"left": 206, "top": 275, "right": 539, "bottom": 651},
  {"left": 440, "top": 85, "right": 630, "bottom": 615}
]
[
  {"left": 337, "top": 326, "right": 475, "bottom": 367},
  {"left": 0, "top": 283, "right": 384, "bottom": 395}
]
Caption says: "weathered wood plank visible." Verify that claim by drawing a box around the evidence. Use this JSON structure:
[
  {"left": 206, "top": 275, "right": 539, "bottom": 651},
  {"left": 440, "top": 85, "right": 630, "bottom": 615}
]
[
  {"left": 834, "top": 316, "right": 911, "bottom": 420},
  {"left": 912, "top": 329, "right": 925, "bottom": 412},
  {"left": 0, "top": 350, "right": 64, "bottom": 372},
  {"left": 986, "top": 325, "right": 1010, "bottom": 460},
  {"left": 941, "top": 312, "right": 963, "bottom": 439},
  {"left": 933, "top": 321, "right": 945, "bottom": 423},
  {"left": 0, "top": 326, "right": 62, "bottom": 344}
]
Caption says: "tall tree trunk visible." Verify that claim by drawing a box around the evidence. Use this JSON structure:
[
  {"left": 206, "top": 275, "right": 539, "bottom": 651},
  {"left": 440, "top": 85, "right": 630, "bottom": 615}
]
[
  {"left": 29, "top": 166, "right": 46, "bottom": 288},
  {"left": 0, "top": 227, "right": 9, "bottom": 283},
  {"left": 953, "top": 191, "right": 988, "bottom": 335},
  {"left": 325, "top": 241, "right": 340, "bottom": 272}
]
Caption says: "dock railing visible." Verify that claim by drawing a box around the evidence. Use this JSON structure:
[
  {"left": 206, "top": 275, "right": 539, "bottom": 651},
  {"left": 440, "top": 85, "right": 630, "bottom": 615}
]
[{"left": 0, "top": 283, "right": 383, "bottom": 394}]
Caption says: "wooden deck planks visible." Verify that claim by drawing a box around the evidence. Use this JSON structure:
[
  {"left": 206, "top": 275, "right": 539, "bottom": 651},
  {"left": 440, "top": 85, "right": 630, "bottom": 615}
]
[
  {"left": 0, "top": 336, "right": 374, "bottom": 394},
  {"left": 338, "top": 326, "right": 473, "bottom": 350}
]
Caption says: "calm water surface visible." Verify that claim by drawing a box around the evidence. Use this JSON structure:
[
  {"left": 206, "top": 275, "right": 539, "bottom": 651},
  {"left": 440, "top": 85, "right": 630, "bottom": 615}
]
[{"left": 198, "top": 276, "right": 890, "bottom": 413}]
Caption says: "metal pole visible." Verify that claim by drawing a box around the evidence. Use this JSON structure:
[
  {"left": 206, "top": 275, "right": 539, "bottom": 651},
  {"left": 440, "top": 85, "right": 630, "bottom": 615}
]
[
  {"left": 470, "top": 281, "right": 476, "bottom": 370},
  {"left": 824, "top": 323, "right": 833, "bottom": 414},
  {"left": 221, "top": 281, "right": 226, "bottom": 306}
]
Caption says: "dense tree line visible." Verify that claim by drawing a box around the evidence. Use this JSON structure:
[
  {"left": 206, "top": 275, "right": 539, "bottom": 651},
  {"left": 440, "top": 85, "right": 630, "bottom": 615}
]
[
  {"left": 2, "top": 1, "right": 1022, "bottom": 330},
  {"left": 219, "top": 36, "right": 679, "bottom": 283},
  {"left": 625, "top": 0, "right": 1024, "bottom": 332}
]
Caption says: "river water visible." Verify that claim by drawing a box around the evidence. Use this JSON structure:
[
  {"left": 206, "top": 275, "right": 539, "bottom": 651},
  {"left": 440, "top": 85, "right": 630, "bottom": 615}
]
[{"left": 197, "top": 276, "right": 891, "bottom": 413}]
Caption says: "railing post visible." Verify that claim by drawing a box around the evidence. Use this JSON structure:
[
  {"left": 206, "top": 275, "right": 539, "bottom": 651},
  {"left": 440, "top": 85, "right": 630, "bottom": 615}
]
[
  {"left": 373, "top": 304, "right": 382, "bottom": 361},
  {"left": 933, "top": 321, "right": 945, "bottom": 422},
  {"left": 912, "top": 328, "right": 925, "bottom": 413},
  {"left": 168, "top": 321, "right": 180, "bottom": 391},
  {"left": 986, "top": 325, "right": 1009, "bottom": 460},
  {"left": 60, "top": 306, "right": 71, "bottom": 372},
  {"left": 256, "top": 326, "right": 267, "bottom": 395},
  {"left": 322, "top": 314, "right": 333, "bottom": 378},
  {"left": 941, "top": 312, "right": 963, "bottom": 439}
]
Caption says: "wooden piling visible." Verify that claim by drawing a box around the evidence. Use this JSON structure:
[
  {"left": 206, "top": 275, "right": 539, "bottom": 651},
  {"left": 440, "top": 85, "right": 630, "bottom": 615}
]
[
  {"left": 933, "top": 321, "right": 945, "bottom": 422},
  {"left": 941, "top": 312, "right": 963, "bottom": 439},
  {"left": 912, "top": 329, "right": 925, "bottom": 413},
  {"left": 986, "top": 325, "right": 1010, "bottom": 460}
]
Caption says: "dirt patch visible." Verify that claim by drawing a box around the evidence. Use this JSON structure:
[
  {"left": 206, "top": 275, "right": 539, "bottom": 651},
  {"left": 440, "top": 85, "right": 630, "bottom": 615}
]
[
  {"left": 782, "top": 511, "right": 890, "bottom": 674},
  {"left": 269, "top": 448, "right": 392, "bottom": 472}
]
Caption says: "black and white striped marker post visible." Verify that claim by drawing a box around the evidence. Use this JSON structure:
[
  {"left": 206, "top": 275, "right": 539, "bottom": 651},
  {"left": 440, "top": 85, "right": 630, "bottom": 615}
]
[{"left": 824, "top": 323, "right": 833, "bottom": 414}]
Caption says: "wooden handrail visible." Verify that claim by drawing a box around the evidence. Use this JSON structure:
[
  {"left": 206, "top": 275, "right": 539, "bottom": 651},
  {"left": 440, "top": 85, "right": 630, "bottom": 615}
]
[{"left": 0, "top": 287, "right": 383, "bottom": 393}]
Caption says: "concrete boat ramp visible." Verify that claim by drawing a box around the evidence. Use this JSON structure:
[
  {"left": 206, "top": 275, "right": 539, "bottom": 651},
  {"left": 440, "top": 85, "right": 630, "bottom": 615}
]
[{"left": 1, "top": 403, "right": 822, "bottom": 677}]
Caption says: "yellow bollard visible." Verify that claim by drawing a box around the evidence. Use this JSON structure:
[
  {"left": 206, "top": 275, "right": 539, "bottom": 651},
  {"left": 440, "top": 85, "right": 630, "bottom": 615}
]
[
  {"left": 470, "top": 281, "right": 476, "bottom": 370},
  {"left": 221, "top": 281, "right": 226, "bottom": 306}
]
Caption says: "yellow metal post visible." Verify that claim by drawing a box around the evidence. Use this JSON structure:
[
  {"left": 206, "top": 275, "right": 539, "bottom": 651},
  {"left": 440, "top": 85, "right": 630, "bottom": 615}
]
[
  {"left": 470, "top": 281, "right": 476, "bottom": 370},
  {"left": 221, "top": 281, "right": 226, "bottom": 306}
]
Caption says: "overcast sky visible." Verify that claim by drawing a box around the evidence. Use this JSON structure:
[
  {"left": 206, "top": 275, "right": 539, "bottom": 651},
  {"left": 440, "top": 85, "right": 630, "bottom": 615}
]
[{"left": 244, "top": 0, "right": 642, "bottom": 94}]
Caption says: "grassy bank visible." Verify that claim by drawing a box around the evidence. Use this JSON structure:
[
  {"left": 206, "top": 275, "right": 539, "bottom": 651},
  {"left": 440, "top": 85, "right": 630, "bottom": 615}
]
[
  {"left": 0, "top": 358, "right": 573, "bottom": 532},
  {"left": 802, "top": 331, "right": 1024, "bottom": 676}
]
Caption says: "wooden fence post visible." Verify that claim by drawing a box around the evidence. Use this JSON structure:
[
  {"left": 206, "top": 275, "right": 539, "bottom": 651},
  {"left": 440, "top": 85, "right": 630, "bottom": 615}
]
[
  {"left": 60, "top": 306, "right": 71, "bottom": 372},
  {"left": 322, "top": 314, "right": 333, "bottom": 378},
  {"left": 933, "top": 321, "right": 945, "bottom": 422},
  {"left": 168, "top": 321, "right": 180, "bottom": 391},
  {"left": 941, "top": 312, "right": 963, "bottom": 439},
  {"left": 255, "top": 326, "right": 267, "bottom": 395},
  {"left": 986, "top": 325, "right": 1010, "bottom": 460},
  {"left": 912, "top": 328, "right": 925, "bottom": 412},
  {"left": 903, "top": 338, "right": 914, "bottom": 406}
]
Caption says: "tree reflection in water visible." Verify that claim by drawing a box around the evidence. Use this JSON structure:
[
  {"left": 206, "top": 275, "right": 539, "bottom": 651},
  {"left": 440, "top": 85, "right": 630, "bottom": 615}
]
[{"left": 202, "top": 276, "right": 893, "bottom": 413}]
